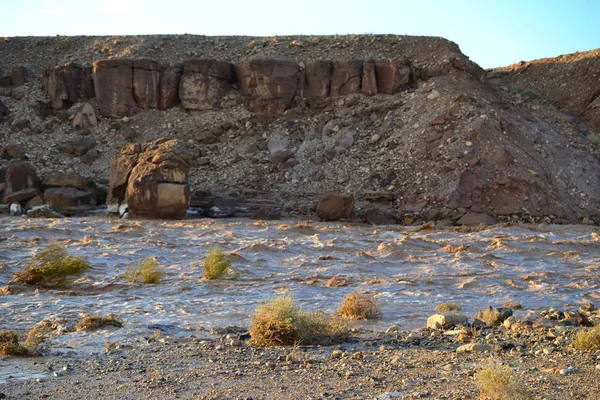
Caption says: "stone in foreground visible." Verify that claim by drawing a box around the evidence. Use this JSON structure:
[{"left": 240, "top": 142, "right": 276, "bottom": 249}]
[
  {"left": 427, "top": 313, "right": 469, "bottom": 330},
  {"left": 316, "top": 194, "right": 355, "bottom": 221}
]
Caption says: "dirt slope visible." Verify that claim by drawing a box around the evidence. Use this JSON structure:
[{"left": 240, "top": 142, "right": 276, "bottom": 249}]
[{"left": 1, "top": 35, "right": 599, "bottom": 224}]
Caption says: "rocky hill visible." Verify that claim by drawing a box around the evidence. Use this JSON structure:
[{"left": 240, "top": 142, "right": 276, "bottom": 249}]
[{"left": 0, "top": 35, "right": 599, "bottom": 224}]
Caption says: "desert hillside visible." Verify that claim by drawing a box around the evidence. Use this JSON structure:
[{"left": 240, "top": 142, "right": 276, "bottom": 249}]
[{"left": 1, "top": 35, "right": 599, "bottom": 224}]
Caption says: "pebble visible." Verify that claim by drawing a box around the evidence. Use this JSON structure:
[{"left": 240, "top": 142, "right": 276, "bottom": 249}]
[
  {"left": 465, "top": 141, "right": 473, "bottom": 147},
  {"left": 369, "top": 134, "right": 381, "bottom": 144},
  {"left": 385, "top": 325, "right": 399, "bottom": 334},
  {"left": 456, "top": 343, "right": 491, "bottom": 353},
  {"left": 427, "top": 90, "right": 440, "bottom": 101},
  {"left": 351, "top": 352, "right": 363, "bottom": 360},
  {"left": 559, "top": 367, "right": 575, "bottom": 375},
  {"left": 331, "top": 350, "right": 343, "bottom": 358}
]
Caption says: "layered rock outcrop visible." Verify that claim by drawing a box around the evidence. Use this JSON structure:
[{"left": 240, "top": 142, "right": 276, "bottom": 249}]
[
  {"left": 93, "top": 60, "right": 137, "bottom": 118},
  {"left": 179, "top": 59, "right": 234, "bottom": 111},
  {"left": 132, "top": 60, "right": 182, "bottom": 110},
  {"left": 42, "top": 63, "right": 94, "bottom": 109},
  {"left": 236, "top": 59, "right": 302, "bottom": 114},
  {"left": 108, "top": 138, "right": 196, "bottom": 219},
  {"left": 40, "top": 56, "right": 418, "bottom": 118}
]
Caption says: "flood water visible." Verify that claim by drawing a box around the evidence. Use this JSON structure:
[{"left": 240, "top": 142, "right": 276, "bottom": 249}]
[{"left": 1, "top": 215, "right": 599, "bottom": 357}]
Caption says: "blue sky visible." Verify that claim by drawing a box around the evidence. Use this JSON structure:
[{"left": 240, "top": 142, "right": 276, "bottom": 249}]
[{"left": 2, "top": 0, "right": 599, "bottom": 68}]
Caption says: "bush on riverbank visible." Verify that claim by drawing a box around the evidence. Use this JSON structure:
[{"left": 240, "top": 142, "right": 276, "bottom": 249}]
[
  {"left": 572, "top": 325, "right": 600, "bottom": 350},
  {"left": 337, "top": 291, "right": 381, "bottom": 320},
  {"left": 476, "top": 360, "right": 532, "bottom": 400},
  {"left": 12, "top": 242, "right": 89, "bottom": 287},
  {"left": 202, "top": 248, "right": 232, "bottom": 280},
  {"left": 0, "top": 327, "right": 47, "bottom": 357},
  {"left": 250, "top": 295, "right": 348, "bottom": 347},
  {"left": 124, "top": 257, "right": 163, "bottom": 284},
  {"left": 435, "top": 302, "right": 462, "bottom": 313}
]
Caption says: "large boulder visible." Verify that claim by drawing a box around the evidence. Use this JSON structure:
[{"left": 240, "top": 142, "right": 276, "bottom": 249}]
[
  {"left": 42, "top": 63, "right": 94, "bottom": 110},
  {"left": 375, "top": 59, "right": 412, "bottom": 94},
  {"left": 316, "top": 194, "right": 355, "bottom": 221},
  {"left": 361, "top": 60, "right": 377, "bottom": 96},
  {"left": 159, "top": 64, "right": 182, "bottom": 110},
  {"left": 72, "top": 102, "right": 97, "bottom": 130},
  {"left": 11, "top": 66, "right": 27, "bottom": 87},
  {"left": 44, "top": 187, "right": 95, "bottom": 215},
  {"left": 3, "top": 159, "right": 38, "bottom": 203},
  {"left": 304, "top": 60, "right": 332, "bottom": 100},
  {"left": 93, "top": 60, "right": 137, "bottom": 118},
  {"left": 133, "top": 59, "right": 163, "bottom": 109},
  {"left": 235, "top": 59, "right": 302, "bottom": 114},
  {"left": 179, "top": 59, "right": 234, "bottom": 111},
  {"left": 330, "top": 60, "right": 363, "bottom": 96},
  {"left": 108, "top": 138, "right": 196, "bottom": 219},
  {"left": 42, "top": 171, "right": 95, "bottom": 191}
]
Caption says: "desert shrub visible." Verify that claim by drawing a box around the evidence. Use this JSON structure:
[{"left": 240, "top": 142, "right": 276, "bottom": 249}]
[
  {"left": 337, "top": 291, "right": 382, "bottom": 320},
  {"left": 250, "top": 295, "right": 348, "bottom": 347},
  {"left": 202, "top": 248, "right": 232, "bottom": 280},
  {"left": 0, "top": 330, "right": 28, "bottom": 356},
  {"left": 0, "top": 328, "right": 47, "bottom": 356},
  {"left": 124, "top": 257, "right": 162, "bottom": 284},
  {"left": 436, "top": 302, "right": 462, "bottom": 313},
  {"left": 75, "top": 315, "right": 123, "bottom": 331},
  {"left": 12, "top": 242, "right": 89, "bottom": 286},
  {"left": 487, "top": 70, "right": 510, "bottom": 80},
  {"left": 476, "top": 360, "right": 532, "bottom": 400},
  {"left": 520, "top": 89, "right": 539, "bottom": 101},
  {"left": 572, "top": 325, "right": 600, "bottom": 350}
]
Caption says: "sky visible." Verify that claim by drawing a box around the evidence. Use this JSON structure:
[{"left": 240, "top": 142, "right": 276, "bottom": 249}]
[{"left": 1, "top": 0, "right": 599, "bottom": 69}]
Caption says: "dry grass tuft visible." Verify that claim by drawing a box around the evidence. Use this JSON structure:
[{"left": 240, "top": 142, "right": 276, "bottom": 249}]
[
  {"left": 476, "top": 360, "right": 532, "bottom": 400},
  {"left": 124, "top": 257, "right": 163, "bottom": 284},
  {"left": 0, "top": 327, "right": 48, "bottom": 356},
  {"left": 0, "top": 330, "right": 29, "bottom": 356},
  {"left": 12, "top": 242, "right": 89, "bottom": 287},
  {"left": 202, "top": 248, "right": 232, "bottom": 280},
  {"left": 436, "top": 302, "right": 463, "bottom": 313},
  {"left": 250, "top": 295, "right": 348, "bottom": 347},
  {"left": 572, "top": 325, "right": 600, "bottom": 350},
  {"left": 75, "top": 315, "right": 123, "bottom": 331},
  {"left": 337, "top": 291, "right": 382, "bottom": 320}
]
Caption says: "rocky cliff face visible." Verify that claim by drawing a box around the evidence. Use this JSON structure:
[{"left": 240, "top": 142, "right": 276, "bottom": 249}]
[{"left": 0, "top": 35, "right": 599, "bottom": 224}]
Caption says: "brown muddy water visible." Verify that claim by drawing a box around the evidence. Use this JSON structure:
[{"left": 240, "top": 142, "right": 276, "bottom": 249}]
[{"left": 1, "top": 215, "right": 599, "bottom": 380}]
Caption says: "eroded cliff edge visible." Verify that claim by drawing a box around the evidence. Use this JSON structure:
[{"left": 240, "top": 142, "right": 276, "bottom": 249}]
[{"left": 1, "top": 35, "right": 599, "bottom": 224}]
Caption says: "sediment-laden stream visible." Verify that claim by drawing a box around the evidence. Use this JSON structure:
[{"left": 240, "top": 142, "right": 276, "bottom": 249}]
[{"left": 2, "top": 216, "right": 598, "bottom": 349}]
